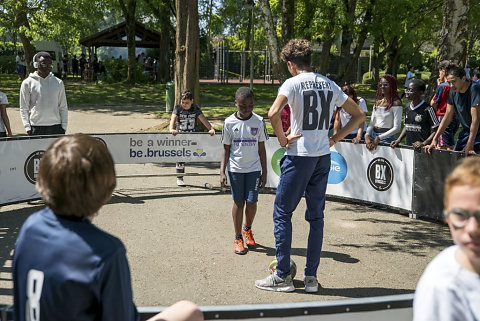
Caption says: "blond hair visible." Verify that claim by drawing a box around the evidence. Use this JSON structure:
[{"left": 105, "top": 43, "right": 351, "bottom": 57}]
[{"left": 444, "top": 157, "right": 480, "bottom": 206}]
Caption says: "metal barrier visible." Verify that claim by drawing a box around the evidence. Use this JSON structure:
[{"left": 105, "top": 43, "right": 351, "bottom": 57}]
[{"left": 1, "top": 294, "right": 413, "bottom": 320}]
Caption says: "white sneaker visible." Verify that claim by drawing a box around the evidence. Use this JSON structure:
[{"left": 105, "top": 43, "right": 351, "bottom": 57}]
[
  {"left": 176, "top": 178, "right": 185, "bottom": 186},
  {"left": 304, "top": 275, "right": 319, "bottom": 293},
  {"left": 255, "top": 272, "right": 295, "bottom": 292}
]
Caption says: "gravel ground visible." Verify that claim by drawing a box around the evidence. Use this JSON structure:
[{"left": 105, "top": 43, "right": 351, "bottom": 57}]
[{"left": 0, "top": 105, "right": 452, "bottom": 307}]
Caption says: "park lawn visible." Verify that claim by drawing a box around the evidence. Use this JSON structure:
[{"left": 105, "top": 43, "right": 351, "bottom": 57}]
[{"left": 0, "top": 74, "right": 279, "bottom": 107}]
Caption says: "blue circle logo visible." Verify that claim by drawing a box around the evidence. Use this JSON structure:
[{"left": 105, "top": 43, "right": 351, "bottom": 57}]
[{"left": 328, "top": 151, "right": 347, "bottom": 184}]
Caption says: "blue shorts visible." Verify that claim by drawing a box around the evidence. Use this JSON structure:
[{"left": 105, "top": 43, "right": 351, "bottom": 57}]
[
  {"left": 437, "top": 115, "right": 460, "bottom": 147},
  {"left": 369, "top": 130, "right": 395, "bottom": 144},
  {"left": 228, "top": 171, "right": 261, "bottom": 203}
]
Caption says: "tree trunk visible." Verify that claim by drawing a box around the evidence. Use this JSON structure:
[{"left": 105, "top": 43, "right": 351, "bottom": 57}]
[
  {"left": 319, "top": 37, "right": 334, "bottom": 76},
  {"left": 175, "top": 0, "right": 200, "bottom": 105},
  {"left": 13, "top": 7, "right": 36, "bottom": 74},
  {"left": 281, "top": 0, "right": 295, "bottom": 43},
  {"left": 339, "top": 0, "right": 374, "bottom": 83},
  {"left": 158, "top": 4, "right": 172, "bottom": 83},
  {"left": 119, "top": 0, "right": 137, "bottom": 84},
  {"left": 337, "top": 0, "right": 357, "bottom": 83},
  {"left": 385, "top": 37, "right": 399, "bottom": 75},
  {"left": 426, "top": 0, "right": 470, "bottom": 99},
  {"left": 258, "top": 0, "right": 288, "bottom": 83}
]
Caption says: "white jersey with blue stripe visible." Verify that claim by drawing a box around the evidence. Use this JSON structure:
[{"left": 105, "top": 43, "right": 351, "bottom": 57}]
[{"left": 278, "top": 72, "right": 348, "bottom": 156}]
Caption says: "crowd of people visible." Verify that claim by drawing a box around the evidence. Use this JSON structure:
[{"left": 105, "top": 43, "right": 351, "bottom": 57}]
[{"left": 2, "top": 42, "right": 479, "bottom": 321}]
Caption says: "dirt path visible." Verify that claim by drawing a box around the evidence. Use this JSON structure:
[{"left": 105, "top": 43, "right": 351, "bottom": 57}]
[
  {"left": 0, "top": 106, "right": 452, "bottom": 308},
  {"left": 7, "top": 105, "right": 163, "bottom": 136}
]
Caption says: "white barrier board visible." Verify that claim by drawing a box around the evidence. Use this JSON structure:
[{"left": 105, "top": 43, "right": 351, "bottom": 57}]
[
  {"left": 0, "top": 135, "right": 412, "bottom": 211},
  {"left": 265, "top": 141, "right": 413, "bottom": 211}
]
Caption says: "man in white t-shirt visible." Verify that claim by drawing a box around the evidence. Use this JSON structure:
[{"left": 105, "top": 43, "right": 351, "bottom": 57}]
[
  {"left": 413, "top": 157, "right": 480, "bottom": 321},
  {"left": 255, "top": 39, "right": 365, "bottom": 293}
]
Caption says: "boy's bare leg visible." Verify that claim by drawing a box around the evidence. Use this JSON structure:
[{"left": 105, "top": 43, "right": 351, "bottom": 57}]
[
  {"left": 147, "top": 300, "right": 203, "bottom": 321},
  {"left": 245, "top": 202, "right": 257, "bottom": 227},
  {"left": 233, "top": 200, "right": 245, "bottom": 235}
]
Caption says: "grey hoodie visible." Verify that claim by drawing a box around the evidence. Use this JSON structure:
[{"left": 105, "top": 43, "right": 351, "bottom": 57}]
[{"left": 19, "top": 72, "right": 68, "bottom": 132}]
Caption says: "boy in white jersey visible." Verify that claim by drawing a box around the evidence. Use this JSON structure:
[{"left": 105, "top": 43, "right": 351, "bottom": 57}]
[
  {"left": 413, "top": 157, "right": 480, "bottom": 321},
  {"left": 220, "top": 87, "right": 268, "bottom": 255},
  {"left": 255, "top": 39, "right": 365, "bottom": 292}
]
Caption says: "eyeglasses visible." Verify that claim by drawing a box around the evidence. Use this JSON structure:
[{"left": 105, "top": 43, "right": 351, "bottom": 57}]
[
  {"left": 443, "top": 208, "right": 480, "bottom": 228},
  {"left": 404, "top": 88, "right": 415, "bottom": 93},
  {"left": 379, "top": 83, "right": 389, "bottom": 88}
]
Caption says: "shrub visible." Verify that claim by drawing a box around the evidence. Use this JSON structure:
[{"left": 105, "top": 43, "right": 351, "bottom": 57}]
[{"left": 0, "top": 55, "right": 16, "bottom": 74}]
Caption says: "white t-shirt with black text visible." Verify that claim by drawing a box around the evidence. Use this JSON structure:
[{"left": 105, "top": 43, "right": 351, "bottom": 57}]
[{"left": 278, "top": 72, "right": 348, "bottom": 157}]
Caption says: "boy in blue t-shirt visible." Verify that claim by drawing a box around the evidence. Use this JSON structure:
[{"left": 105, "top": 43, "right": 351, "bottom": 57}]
[
  {"left": 13, "top": 134, "right": 202, "bottom": 321},
  {"left": 170, "top": 90, "right": 215, "bottom": 186},
  {"left": 220, "top": 87, "right": 268, "bottom": 255}
]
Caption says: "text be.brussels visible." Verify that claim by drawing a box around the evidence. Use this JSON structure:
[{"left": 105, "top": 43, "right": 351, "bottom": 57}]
[{"left": 130, "top": 148, "right": 192, "bottom": 158}]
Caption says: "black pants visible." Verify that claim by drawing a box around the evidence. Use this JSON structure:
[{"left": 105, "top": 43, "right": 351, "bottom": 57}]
[{"left": 31, "top": 124, "right": 65, "bottom": 136}]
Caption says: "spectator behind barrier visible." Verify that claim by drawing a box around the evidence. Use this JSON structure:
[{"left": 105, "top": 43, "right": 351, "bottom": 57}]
[
  {"left": 365, "top": 74, "right": 403, "bottom": 151},
  {"left": 391, "top": 79, "right": 439, "bottom": 149},
  {"left": 12, "top": 134, "right": 203, "bottom": 321},
  {"left": 430, "top": 60, "right": 460, "bottom": 150},
  {"left": 333, "top": 85, "right": 368, "bottom": 144},
  {"left": 426, "top": 66, "right": 480, "bottom": 155},
  {"left": 413, "top": 157, "right": 480, "bottom": 321}
]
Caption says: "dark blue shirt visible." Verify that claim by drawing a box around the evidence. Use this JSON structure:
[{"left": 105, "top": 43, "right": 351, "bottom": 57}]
[
  {"left": 13, "top": 208, "right": 139, "bottom": 321},
  {"left": 447, "top": 81, "right": 480, "bottom": 129}
]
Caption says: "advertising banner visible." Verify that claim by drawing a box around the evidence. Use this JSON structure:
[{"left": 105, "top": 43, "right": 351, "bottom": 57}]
[
  {"left": 0, "top": 133, "right": 222, "bottom": 205},
  {"left": 1, "top": 135, "right": 413, "bottom": 211},
  {"left": 327, "top": 143, "right": 414, "bottom": 211},
  {"left": 265, "top": 141, "right": 414, "bottom": 211},
  {"left": 93, "top": 133, "right": 221, "bottom": 163}
]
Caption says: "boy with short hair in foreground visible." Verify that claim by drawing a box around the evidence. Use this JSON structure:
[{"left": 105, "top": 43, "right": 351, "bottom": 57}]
[
  {"left": 13, "top": 134, "right": 203, "bottom": 321},
  {"left": 413, "top": 157, "right": 480, "bottom": 321},
  {"left": 220, "top": 87, "right": 268, "bottom": 255}
]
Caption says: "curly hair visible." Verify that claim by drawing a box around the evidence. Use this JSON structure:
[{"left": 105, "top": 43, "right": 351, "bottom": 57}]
[
  {"left": 181, "top": 90, "right": 194, "bottom": 101},
  {"left": 375, "top": 74, "right": 401, "bottom": 111},
  {"left": 341, "top": 85, "right": 358, "bottom": 103},
  {"left": 280, "top": 39, "right": 313, "bottom": 68},
  {"left": 438, "top": 60, "right": 456, "bottom": 72}
]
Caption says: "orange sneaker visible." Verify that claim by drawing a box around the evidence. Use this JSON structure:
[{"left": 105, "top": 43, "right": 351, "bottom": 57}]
[
  {"left": 242, "top": 228, "right": 255, "bottom": 248},
  {"left": 234, "top": 239, "right": 247, "bottom": 255}
]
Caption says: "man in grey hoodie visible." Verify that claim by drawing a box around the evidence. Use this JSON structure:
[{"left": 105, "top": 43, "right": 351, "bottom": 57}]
[{"left": 20, "top": 51, "right": 68, "bottom": 136}]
